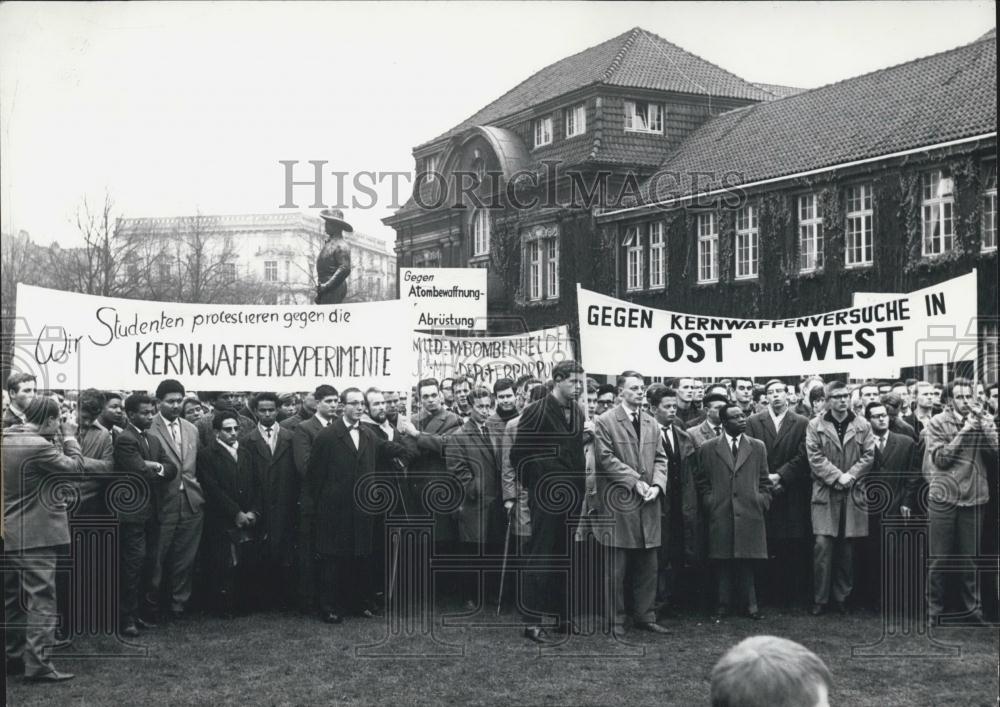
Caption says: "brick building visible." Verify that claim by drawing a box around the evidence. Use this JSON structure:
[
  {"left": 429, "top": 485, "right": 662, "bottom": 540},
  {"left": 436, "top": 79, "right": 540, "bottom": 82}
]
[{"left": 385, "top": 27, "right": 996, "bottom": 381}]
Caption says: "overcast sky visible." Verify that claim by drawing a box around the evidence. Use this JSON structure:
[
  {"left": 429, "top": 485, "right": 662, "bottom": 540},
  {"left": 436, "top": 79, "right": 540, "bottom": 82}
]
[{"left": 0, "top": 1, "right": 994, "bottom": 246}]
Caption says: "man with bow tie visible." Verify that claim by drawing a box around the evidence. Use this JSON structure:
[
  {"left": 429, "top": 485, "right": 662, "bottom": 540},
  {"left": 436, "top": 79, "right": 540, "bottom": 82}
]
[
  {"left": 306, "top": 387, "right": 409, "bottom": 624},
  {"left": 243, "top": 392, "right": 298, "bottom": 610},
  {"left": 694, "top": 405, "right": 772, "bottom": 620},
  {"left": 594, "top": 370, "right": 670, "bottom": 636},
  {"left": 446, "top": 386, "right": 504, "bottom": 611}
]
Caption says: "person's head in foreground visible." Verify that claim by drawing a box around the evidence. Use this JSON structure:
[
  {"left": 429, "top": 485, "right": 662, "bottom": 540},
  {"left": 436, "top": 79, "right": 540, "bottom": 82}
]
[{"left": 711, "top": 635, "right": 832, "bottom": 707}]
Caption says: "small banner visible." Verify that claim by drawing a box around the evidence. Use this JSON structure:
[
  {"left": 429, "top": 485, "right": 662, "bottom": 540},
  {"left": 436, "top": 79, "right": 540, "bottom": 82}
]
[
  {"left": 412, "top": 325, "right": 575, "bottom": 385},
  {"left": 401, "top": 267, "right": 487, "bottom": 331},
  {"left": 13, "top": 284, "right": 414, "bottom": 391},
  {"left": 577, "top": 271, "right": 978, "bottom": 378}
]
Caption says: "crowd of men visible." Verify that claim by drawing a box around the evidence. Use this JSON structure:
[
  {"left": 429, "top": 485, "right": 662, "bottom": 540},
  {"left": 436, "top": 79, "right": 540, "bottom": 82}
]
[{"left": 2, "top": 366, "right": 998, "bottom": 681}]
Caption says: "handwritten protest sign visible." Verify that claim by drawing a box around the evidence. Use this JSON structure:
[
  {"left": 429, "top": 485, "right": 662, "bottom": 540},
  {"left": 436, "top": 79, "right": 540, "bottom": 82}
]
[
  {"left": 402, "top": 267, "right": 487, "bottom": 331},
  {"left": 413, "top": 326, "right": 574, "bottom": 384},
  {"left": 13, "top": 285, "right": 414, "bottom": 391},
  {"left": 577, "top": 271, "right": 977, "bottom": 378}
]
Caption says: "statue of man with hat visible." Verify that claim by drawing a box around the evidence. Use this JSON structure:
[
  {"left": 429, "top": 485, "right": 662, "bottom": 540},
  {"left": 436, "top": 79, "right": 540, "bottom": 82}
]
[{"left": 315, "top": 209, "right": 354, "bottom": 305}]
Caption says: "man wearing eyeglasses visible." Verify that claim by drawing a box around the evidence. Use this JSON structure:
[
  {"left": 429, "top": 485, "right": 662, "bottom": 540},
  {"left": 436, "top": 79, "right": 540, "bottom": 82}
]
[{"left": 805, "top": 381, "right": 875, "bottom": 616}]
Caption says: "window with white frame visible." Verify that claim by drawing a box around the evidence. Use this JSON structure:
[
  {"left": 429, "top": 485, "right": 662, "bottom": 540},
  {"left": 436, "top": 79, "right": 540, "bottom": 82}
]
[
  {"left": 524, "top": 226, "right": 560, "bottom": 302},
  {"left": 425, "top": 155, "right": 439, "bottom": 182},
  {"left": 983, "top": 162, "right": 997, "bottom": 252},
  {"left": 922, "top": 170, "right": 955, "bottom": 256},
  {"left": 648, "top": 222, "right": 665, "bottom": 288},
  {"left": 565, "top": 104, "right": 586, "bottom": 138},
  {"left": 546, "top": 238, "right": 559, "bottom": 298},
  {"left": 264, "top": 260, "right": 278, "bottom": 282},
  {"left": 472, "top": 209, "right": 490, "bottom": 256},
  {"left": 624, "top": 100, "right": 664, "bottom": 134},
  {"left": 697, "top": 213, "right": 718, "bottom": 283},
  {"left": 845, "top": 183, "right": 873, "bottom": 266},
  {"left": 798, "top": 194, "right": 824, "bottom": 272},
  {"left": 534, "top": 117, "right": 553, "bottom": 148},
  {"left": 623, "top": 226, "right": 644, "bottom": 291},
  {"left": 735, "top": 206, "right": 759, "bottom": 279}
]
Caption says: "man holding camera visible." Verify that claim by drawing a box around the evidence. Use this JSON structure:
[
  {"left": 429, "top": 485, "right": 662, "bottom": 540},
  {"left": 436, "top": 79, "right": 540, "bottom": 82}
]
[{"left": 924, "top": 378, "right": 998, "bottom": 627}]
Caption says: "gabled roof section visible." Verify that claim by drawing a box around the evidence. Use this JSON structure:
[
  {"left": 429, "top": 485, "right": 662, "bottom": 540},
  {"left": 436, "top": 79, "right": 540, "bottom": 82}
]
[
  {"left": 419, "top": 27, "right": 772, "bottom": 149},
  {"left": 635, "top": 34, "right": 997, "bottom": 205},
  {"left": 752, "top": 82, "right": 807, "bottom": 99}
]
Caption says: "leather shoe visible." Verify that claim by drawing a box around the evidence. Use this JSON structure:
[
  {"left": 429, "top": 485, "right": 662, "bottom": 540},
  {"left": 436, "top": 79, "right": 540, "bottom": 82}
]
[
  {"left": 523, "top": 626, "right": 553, "bottom": 644},
  {"left": 635, "top": 621, "right": 671, "bottom": 634},
  {"left": 121, "top": 619, "right": 140, "bottom": 638},
  {"left": 6, "top": 657, "right": 25, "bottom": 676},
  {"left": 25, "top": 670, "right": 75, "bottom": 683},
  {"left": 321, "top": 612, "right": 343, "bottom": 624},
  {"left": 357, "top": 608, "right": 375, "bottom": 619},
  {"left": 746, "top": 611, "right": 764, "bottom": 621},
  {"left": 832, "top": 601, "right": 847, "bottom": 615},
  {"left": 135, "top": 614, "right": 158, "bottom": 629},
  {"left": 168, "top": 609, "right": 186, "bottom": 622},
  {"left": 461, "top": 600, "right": 477, "bottom": 612},
  {"left": 554, "top": 619, "right": 580, "bottom": 635},
  {"left": 810, "top": 603, "right": 825, "bottom": 616},
  {"left": 713, "top": 607, "right": 731, "bottom": 619}
]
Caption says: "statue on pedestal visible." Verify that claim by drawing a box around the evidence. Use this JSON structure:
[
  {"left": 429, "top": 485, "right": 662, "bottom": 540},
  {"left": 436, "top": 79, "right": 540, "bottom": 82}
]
[{"left": 315, "top": 209, "right": 353, "bottom": 305}]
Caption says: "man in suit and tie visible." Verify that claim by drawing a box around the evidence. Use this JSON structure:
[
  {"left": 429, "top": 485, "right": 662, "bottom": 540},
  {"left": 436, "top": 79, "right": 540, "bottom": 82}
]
[
  {"left": 594, "top": 371, "right": 670, "bottom": 636},
  {"left": 280, "top": 391, "right": 318, "bottom": 433},
  {"left": 688, "top": 393, "right": 729, "bottom": 448},
  {"left": 3, "top": 372, "right": 36, "bottom": 429},
  {"left": 695, "top": 405, "right": 772, "bottom": 620},
  {"left": 645, "top": 384, "right": 703, "bottom": 618},
  {"left": 446, "top": 386, "right": 504, "bottom": 610},
  {"left": 856, "top": 401, "right": 921, "bottom": 610},
  {"left": 3, "top": 397, "right": 103, "bottom": 682},
  {"left": 243, "top": 392, "right": 298, "bottom": 609},
  {"left": 510, "top": 361, "right": 588, "bottom": 643},
  {"left": 97, "top": 390, "right": 125, "bottom": 440},
  {"left": 745, "top": 379, "right": 811, "bottom": 608},
  {"left": 307, "top": 387, "right": 409, "bottom": 623},
  {"left": 147, "top": 378, "right": 204, "bottom": 621},
  {"left": 290, "top": 384, "right": 338, "bottom": 614},
  {"left": 112, "top": 393, "right": 177, "bottom": 638},
  {"left": 398, "top": 377, "right": 464, "bottom": 580}
]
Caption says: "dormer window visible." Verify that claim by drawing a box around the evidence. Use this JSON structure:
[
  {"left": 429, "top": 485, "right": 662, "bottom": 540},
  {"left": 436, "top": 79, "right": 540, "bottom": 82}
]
[
  {"left": 534, "top": 117, "right": 553, "bottom": 148},
  {"left": 565, "top": 104, "right": 586, "bottom": 138},
  {"left": 624, "top": 100, "right": 664, "bottom": 134}
]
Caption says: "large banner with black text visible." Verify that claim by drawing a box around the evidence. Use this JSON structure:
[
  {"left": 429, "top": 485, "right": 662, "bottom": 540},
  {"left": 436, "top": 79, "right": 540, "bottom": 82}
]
[
  {"left": 13, "top": 284, "right": 414, "bottom": 391},
  {"left": 577, "top": 271, "right": 978, "bottom": 378}
]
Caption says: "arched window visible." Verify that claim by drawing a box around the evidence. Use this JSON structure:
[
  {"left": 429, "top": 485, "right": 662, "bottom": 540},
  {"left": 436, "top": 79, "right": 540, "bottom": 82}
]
[{"left": 472, "top": 209, "right": 490, "bottom": 257}]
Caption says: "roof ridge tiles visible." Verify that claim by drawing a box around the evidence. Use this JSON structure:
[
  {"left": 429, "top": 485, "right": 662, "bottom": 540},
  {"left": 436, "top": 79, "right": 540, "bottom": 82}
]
[{"left": 600, "top": 26, "right": 643, "bottom": 83}]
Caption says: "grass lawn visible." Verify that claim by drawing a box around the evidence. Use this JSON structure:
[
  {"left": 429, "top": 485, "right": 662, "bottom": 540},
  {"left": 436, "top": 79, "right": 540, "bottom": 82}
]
[{"left": 7, "top": 604, "right": 998, "bottom": 706}]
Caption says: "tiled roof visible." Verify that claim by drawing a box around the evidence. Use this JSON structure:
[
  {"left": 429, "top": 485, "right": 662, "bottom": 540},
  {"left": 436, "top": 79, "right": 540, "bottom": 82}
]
[
  {"left": 420, "top": 27, "right": 772, "bottom": 148},
  {"left": 635, "top": 35, "right": 997, "bottom": 205},
  {"left": 752, "top": 82, "right": 807, "bottom": 98},
  {"left": 979, "top": 27, "right": 996, "bottom": 41}
]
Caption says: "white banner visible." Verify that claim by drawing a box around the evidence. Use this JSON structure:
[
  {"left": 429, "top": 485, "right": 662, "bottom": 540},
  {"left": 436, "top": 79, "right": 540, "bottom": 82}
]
[
  {"left": 412, "top": 326, "right": 574, "bottom": 385},
  {"left": 13, "top": 285, "right": 414, "bottom": 392},
  {"left": 577, "top": 271, "right": 978, "bottom": 378},
  {"left": 401, "top": 267, "right": 487, "bottom": 331}
]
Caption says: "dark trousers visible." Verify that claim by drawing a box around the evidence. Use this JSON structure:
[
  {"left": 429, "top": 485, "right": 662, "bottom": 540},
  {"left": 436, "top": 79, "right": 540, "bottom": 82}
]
[
  {"left": 761, "top": 538, "right": 812, "bottom": 608},
  {"left": 814, "top": 534, "right": 854, "bottom": 605},
  {"left": 605, "top": 545, "right": 658, "bottom": 627},
  {"left": 520, "top": 512, "right": 574, "bottom": 625},
  {"left": 296, "top": 511, "right": 318, "bottom": 611},
  {"left": 715, "top": 559, "right": 758, "bottom": 613},
  {"left": 150, "top": 499, "right": 203, "bottom": 613},
  {"left": 319, "top": 554, "right": 375, "bottom": 615},
  {"left": 120, "top": 520, "right": 157, "bottom": 622},
  {"left": 928, "top": 503, "right": 983, "bottom": 619},
  {"left": 4, "top": 548, "right": 59, "bottom": 677}
]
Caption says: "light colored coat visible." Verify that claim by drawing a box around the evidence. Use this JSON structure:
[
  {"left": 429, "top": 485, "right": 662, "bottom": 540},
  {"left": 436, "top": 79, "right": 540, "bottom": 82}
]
[
  {"left": 148, "top": 414, "right": 204, "bottom": 516},
  {"left": 806, "top": 412, "right": 875, "bottom": 538},
  {"left": 594, "top": 406, "right": 668, "bottom": 549}
]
